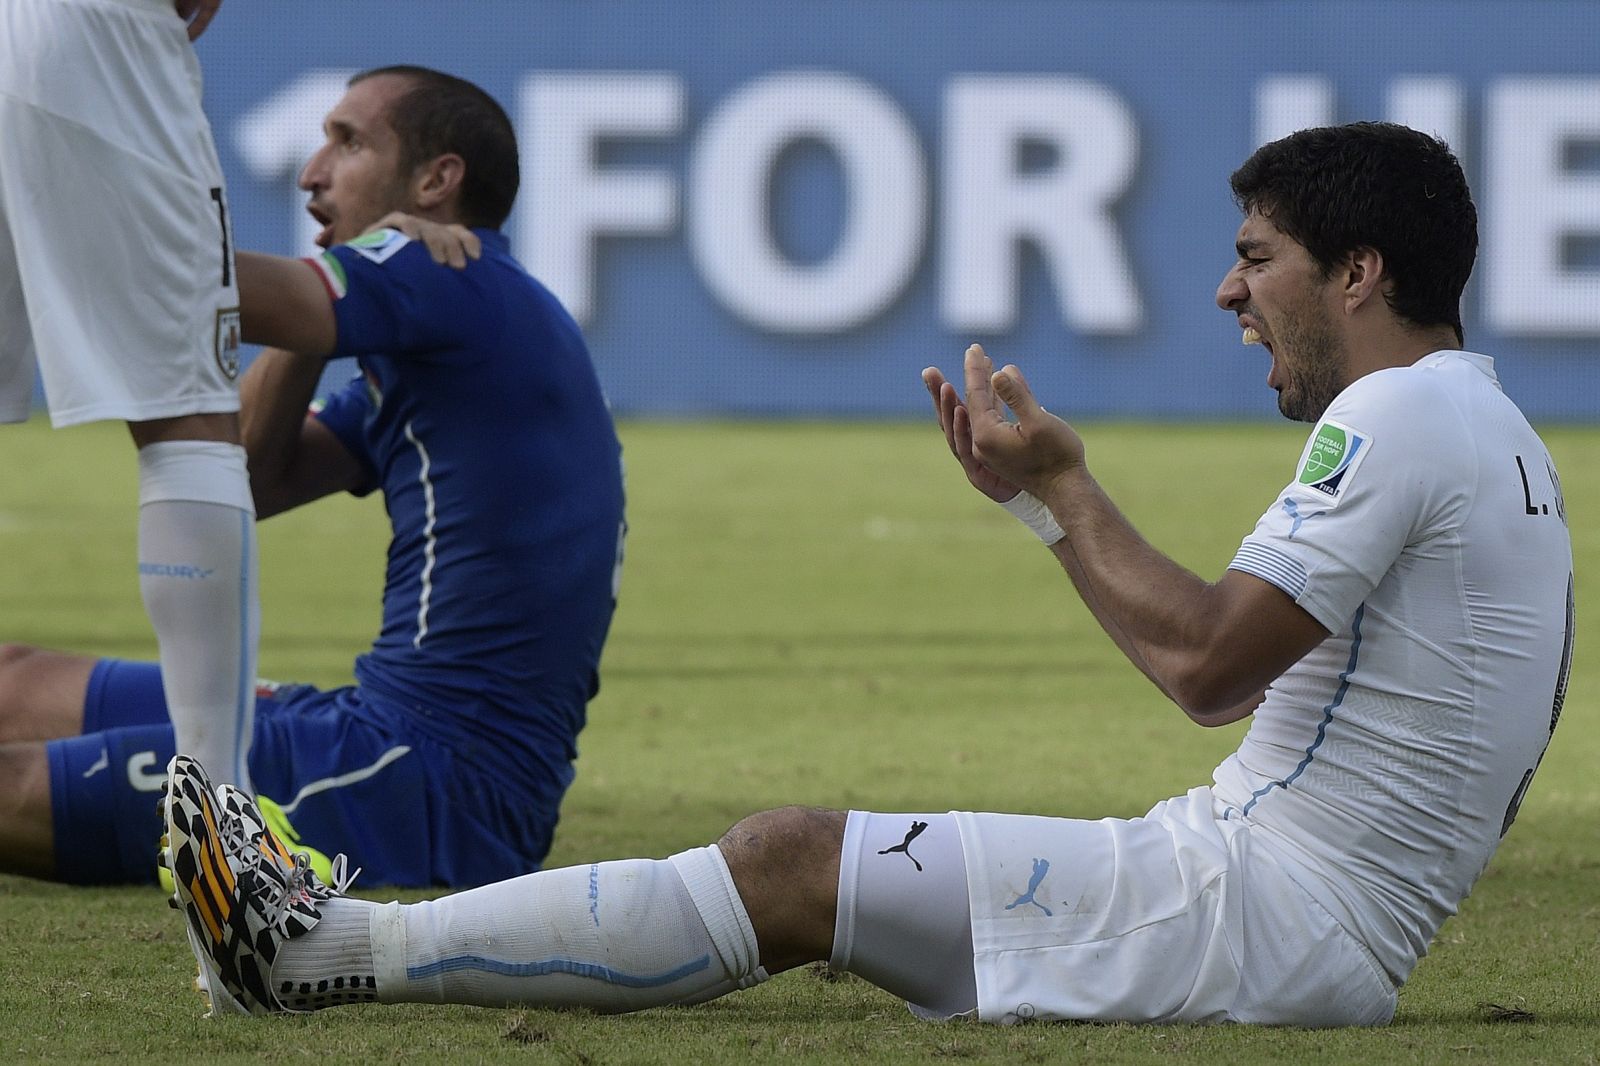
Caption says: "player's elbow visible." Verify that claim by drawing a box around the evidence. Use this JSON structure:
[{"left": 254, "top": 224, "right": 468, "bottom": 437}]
[{"left": 1163, "top": 653, "right": 1260, "bottom": 725}]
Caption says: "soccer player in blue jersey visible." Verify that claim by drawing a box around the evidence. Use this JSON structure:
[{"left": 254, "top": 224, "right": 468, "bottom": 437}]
[{"left": 0, "top": 66, "right": 626, "bottom": 888}]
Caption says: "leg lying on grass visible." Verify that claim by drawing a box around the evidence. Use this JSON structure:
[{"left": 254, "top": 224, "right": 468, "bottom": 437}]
[
  {"left": 0, "top": 742, "right": 54, "bottom": 878},
  {"left": 162, "top": 754, "right": 978, "bottom": 1018}
]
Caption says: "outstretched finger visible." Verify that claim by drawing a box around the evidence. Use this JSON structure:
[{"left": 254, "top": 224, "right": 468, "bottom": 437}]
[
  {"left": 953, "top": 403, "right": 978, "bottom": 465},
  {"left": 961, "top": 344, "right": 1006, "bottom": 429},
  {"left": 921, "top": 367, "right": 951, "bottom": 432},
  {"left": 924, "top": 372, "right": 964, "bottom": 459}
]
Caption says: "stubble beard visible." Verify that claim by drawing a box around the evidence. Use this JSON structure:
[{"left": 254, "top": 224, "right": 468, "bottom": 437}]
[{"left": 1274, "top": 305, "right": 1348, "bottom": 424}]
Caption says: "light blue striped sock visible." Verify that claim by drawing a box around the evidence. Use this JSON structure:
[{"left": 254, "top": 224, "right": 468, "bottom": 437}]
[
  {"left": 138, "top": 440, "right": 258, "bottom": 793},
  {"left": 335, "top": 847, "right": 767, "bottom": 1013}
]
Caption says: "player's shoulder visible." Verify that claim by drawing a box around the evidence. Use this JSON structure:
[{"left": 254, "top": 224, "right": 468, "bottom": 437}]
[
  {"left": 1294, "top": 353, "right": 1486, "bottom": 505},
  {"left": 1328, "top": 351, "right": 1484, "bottom": 440},
  {"left": 333, "top": 227, "right": 421, "bottom": 269}
]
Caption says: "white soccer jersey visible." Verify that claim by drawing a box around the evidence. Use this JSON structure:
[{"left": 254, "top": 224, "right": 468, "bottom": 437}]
[{"left": 1220, "top": 349, "right": 1574, "bottom": 986}]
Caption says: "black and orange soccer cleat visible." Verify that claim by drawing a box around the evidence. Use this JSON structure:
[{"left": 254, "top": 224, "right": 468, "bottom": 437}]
[{"left": 160, "top": 755, "right": 358, "bottom": 1016}]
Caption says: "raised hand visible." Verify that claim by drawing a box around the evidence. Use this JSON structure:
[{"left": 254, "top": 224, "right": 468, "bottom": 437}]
[
  {"left": 957, "top": 343, "right": 1085, "bottom": 498},
  {"left": 921, "top": 364, "right": 1021, "bottom": 504}
]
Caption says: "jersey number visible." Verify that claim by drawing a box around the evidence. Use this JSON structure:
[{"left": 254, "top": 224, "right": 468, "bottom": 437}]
[
  {"left": 210, "top": 187, "right": 232, "bottom": 288},
  {"left": 1501, "top": 572, "right": 1575, "bottom": 837}
]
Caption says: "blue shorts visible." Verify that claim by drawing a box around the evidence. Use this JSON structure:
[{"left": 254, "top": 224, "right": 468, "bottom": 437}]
[{"left": 46, "top": 660, "right": 565, "bottom": 888}]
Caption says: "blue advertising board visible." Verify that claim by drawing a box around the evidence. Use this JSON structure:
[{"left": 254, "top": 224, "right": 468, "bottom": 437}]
[{"left": 188, "top": 1, "right": 1600, "bottom": 418}]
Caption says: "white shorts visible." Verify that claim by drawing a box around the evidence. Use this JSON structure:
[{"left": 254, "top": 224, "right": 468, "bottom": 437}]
[
  {"left": 0, "top": 0, "right": 241, "bottom": 427},
  {"left": 954, "top": 786, "right": 1397, "bottom": 1026}
]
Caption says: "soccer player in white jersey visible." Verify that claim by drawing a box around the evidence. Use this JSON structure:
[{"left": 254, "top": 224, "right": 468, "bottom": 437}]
[
  {"left": 0, "top": 0, "right": 259, "bottom": 794},
  {"left": 162, "top": 123, "right": 1572, "bottom": 1026}
]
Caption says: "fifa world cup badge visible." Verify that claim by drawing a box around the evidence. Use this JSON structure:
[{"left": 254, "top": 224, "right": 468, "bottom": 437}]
[{"left": 215, "top": 307, "right": 243, "bottom": 380}]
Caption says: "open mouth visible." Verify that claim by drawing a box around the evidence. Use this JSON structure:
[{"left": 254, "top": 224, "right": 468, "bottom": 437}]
[
  {"left": 307, "top": 203, "right": 335, "bottom": 248},
  {"left": 1240, "top": 321, "right": 1274, "bottom": 356}
]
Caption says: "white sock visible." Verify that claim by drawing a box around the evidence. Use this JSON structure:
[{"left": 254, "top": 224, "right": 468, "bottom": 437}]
[
  {"left": 137, "top": 441, "right": 259, "bottom": 792},
  {"left": 270, "top": 898, "right": 381, "bottom": 1010},
  {"left": 273, "top": 846, "right": 769, "bottom": 1013}
]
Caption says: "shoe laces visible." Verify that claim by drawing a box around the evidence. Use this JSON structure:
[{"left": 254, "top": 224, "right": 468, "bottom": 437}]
[
  {"left": 209, "top": 791, "right": 361, "bottom": 927},
  {"left": 260, "top": 851, "right": 315, "bottom": 928},
  {"left": 264, "top": 850, "right": 363, "bottom": 924},
  {"left": 326, "top": 852, "right": 360, "bottom": 894}
]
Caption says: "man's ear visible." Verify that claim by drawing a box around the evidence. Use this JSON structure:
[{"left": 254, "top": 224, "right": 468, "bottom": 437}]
[
  {"left": 1342, "top": 246, "right": 1387, "bottom": 315},
  {"left": 412, "top": 153, "right": 466, "bottom": 214}
]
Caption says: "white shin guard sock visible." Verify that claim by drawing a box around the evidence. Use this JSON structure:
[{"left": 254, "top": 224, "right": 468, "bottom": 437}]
[
  {"left": 137, "top": 441, "right": 259, "bottom": 791},
  {"left": 294, "top": 846, "right": 770, "bottom": 1013}
]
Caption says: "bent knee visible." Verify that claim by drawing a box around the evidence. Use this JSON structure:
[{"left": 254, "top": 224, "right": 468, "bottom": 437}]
[
  {"left": 0, "top": 741, "right": 51, "bottom": 810},
  {"left": 0, "top": 645, "right": 49, "bottom": 739},
  {"left": 720, "top": 806, "right": 847, "bottom": 872},
  {"left": 0, "top": 645, "right": 94, "bottom": 744},
  {"left": 716, "top": 806, "right": 846, "bottom": 972},
  {"left": 0, "top": 643, "right": 42, "bottom": 672}
]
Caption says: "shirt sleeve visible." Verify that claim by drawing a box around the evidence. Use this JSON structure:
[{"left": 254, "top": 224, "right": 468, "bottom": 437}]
[
  {"left": 1227, "top": 369, "right": 1473, "bottom": 632},
  {"left": 311, "top": 371, "right": 380, "bottom": 497},
  {"left": 301, "top": 228, "right": 499, "bottom": 359}
]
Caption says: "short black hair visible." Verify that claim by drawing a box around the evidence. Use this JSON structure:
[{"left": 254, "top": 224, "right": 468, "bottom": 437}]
[
  {"left": 1229, "top": 122, "right": 1477, "bottom": 345},
  {"left": 351, "top": 65, "right": 519, "bottom": 230}
]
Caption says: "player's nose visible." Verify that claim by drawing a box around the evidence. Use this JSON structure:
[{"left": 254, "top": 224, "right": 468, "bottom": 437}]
[
  {"left": 1215, "top": 263, "right": 1247, "bottom": 310},
  {"left": 297, "top": 147, "right": 330, "bottom": 192}
]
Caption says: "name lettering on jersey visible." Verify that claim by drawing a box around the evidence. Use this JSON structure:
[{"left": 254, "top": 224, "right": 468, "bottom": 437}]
[
  {"left": 214, "top": 307, "right": 242, "bottom": 380},
  {"left": 1295, "top": 419, "right": 1371, "bottom": 506},
  {"left": 1515, "top": 454, "right": 1567, "bottom": 524},
  {"left": 346, "top": 227, "right": 412, "bottom": 265}
]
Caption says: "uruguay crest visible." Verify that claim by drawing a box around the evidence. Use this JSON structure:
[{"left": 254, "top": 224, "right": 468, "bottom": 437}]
[{"left": 214, "top": 306, "right": 242, "bottom": 380}]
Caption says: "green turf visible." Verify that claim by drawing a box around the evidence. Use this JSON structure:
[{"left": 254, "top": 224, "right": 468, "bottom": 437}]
[{"left": 1, "top": 416, "right": 1596, "bottom": 1063}]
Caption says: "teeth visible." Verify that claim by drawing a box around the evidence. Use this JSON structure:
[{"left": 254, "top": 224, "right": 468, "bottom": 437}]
[{"left": 1242, "top": 327, "right": 1262, "bottom": 346}]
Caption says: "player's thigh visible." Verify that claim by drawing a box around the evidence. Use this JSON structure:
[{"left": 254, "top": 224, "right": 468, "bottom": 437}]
[
  {"left": 956, "top": 797, "right": 1243, "bottom": 1024},
  {"left": 1231, "top": 848, "right": 1396, "bottom": 1026},
  {"left": 249, "top": 695, "right": 551, "bottom": 888},
  {"left": 0, "top": 2, "right": 239, "bottom": 427},
  {"left": 834, "top": 810, "right": 977, "bottom": 1017},
  {"left": 46, "top": 723, "right": 176, "bottom": 884},
  {"left": 955, "top": 790, "right": 1394, "bottom": 1027},
  {"left": 0, "top": 646, "right": 98, "bottom": 743}
]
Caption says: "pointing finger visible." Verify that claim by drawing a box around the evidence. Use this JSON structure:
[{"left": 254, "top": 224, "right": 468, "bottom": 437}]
[{"left": 962, "top": 344, "right": 1005, "bottom": 429}]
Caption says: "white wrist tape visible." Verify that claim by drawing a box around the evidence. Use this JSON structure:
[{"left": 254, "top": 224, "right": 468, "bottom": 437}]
[{"left": 1000, "top": 490, "right": 1066, "bottom": 545}]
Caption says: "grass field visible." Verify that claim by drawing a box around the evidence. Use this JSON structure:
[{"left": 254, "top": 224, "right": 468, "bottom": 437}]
[{"left": 1, "top": 415, "right": 1597, "bottom": 1063}]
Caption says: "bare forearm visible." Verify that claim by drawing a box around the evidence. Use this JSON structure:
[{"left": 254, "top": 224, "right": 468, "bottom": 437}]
[
  {"left": 1041, "top": 466, "right": 1245, "bottom": 711},
  {"left": 929, "top": 345, "right": 1326, "bottom": 723},
  {"left": 239, "top": 348, "right": 325, "bottom": 518}
]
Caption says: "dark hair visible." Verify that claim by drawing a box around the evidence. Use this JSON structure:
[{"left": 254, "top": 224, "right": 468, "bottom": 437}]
[
  {"left": 1229, "top": 122, "right": 1476, "bottom": 344},
  {"left": 351, "top": 65, "right": 519, "bottom": 230}
]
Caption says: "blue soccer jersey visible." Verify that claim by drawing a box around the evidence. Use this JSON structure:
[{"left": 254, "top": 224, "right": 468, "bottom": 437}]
[{"left": 304, "top": 228, "right": 624, "bottom": 801}]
